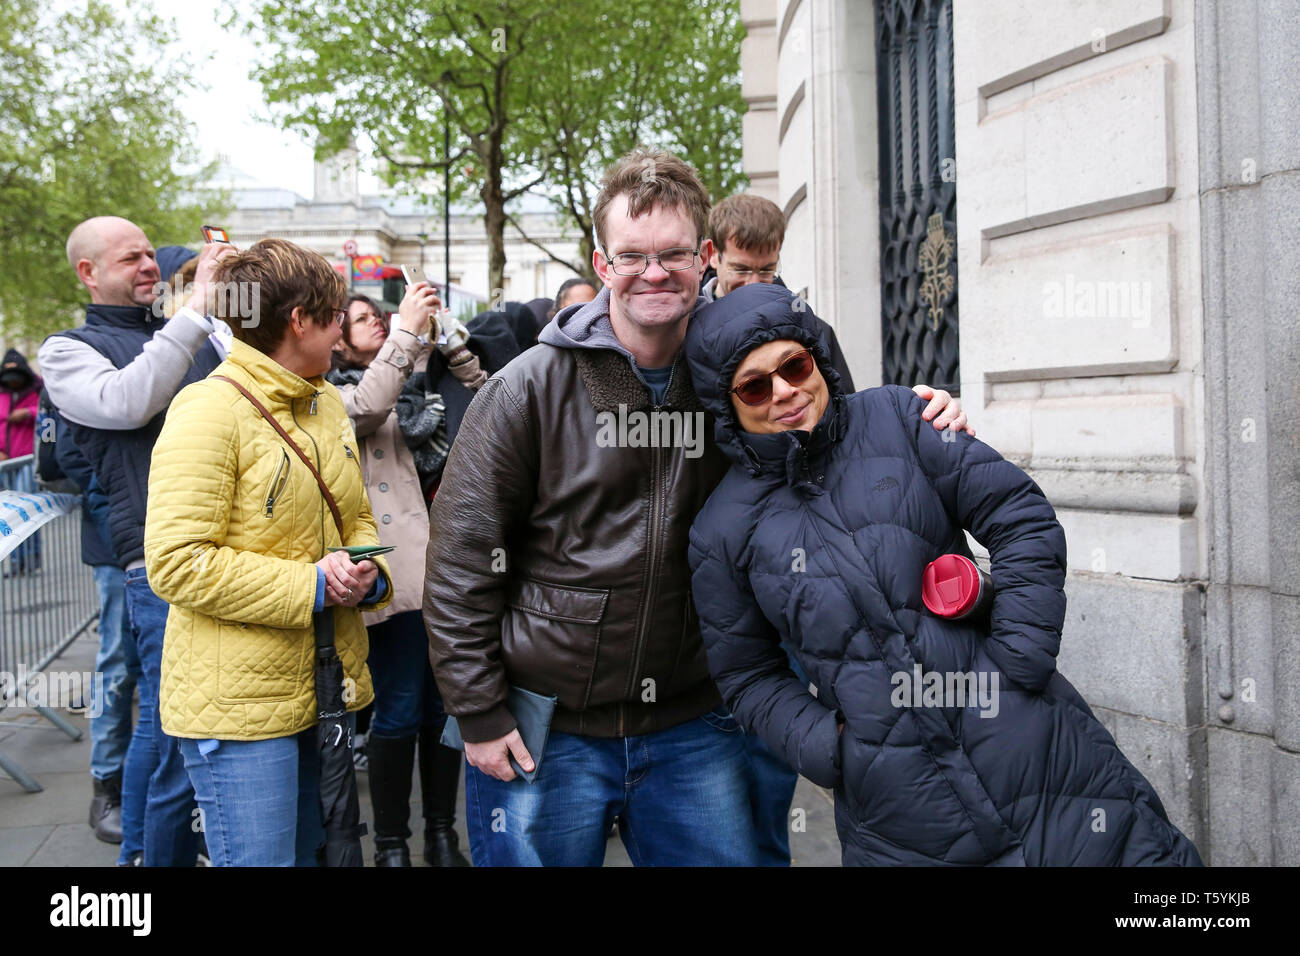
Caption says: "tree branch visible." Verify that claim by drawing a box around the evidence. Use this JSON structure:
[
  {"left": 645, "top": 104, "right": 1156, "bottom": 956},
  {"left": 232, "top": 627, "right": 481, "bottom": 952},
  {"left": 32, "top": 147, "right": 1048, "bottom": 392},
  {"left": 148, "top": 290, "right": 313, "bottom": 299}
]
[
  {"left": 501, "top": 170, "right": 548, "bottom": 202},
  {"left": 504, "top": 211, "right": 585, "bottom": 275},
  {"left": 375, "top": 141, "right": 473, "bottom": 172}
]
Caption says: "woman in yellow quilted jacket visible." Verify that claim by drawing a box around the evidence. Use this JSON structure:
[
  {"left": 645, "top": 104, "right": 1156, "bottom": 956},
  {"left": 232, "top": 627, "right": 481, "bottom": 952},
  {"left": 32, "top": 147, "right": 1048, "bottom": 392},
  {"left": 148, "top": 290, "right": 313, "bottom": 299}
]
[{"left": 144, "top": 238, "right": 393, "bottom": 866}]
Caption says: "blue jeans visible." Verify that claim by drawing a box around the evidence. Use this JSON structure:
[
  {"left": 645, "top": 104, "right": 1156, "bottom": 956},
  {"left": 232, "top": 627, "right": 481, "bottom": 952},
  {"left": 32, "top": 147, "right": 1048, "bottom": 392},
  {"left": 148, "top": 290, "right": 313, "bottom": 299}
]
[
  {"left": 179, "top": 720, "right": 340, "bottom": 867},
  {"left": 464, "top": 707, "right": 759, "bottom": 866},
  {"left": 367, "top": 610, "right": 445, "bottom": 738},
  {"left": 742, "top": 731, "right": 799, "bottom": 866},
  {"left": 121, "top": 568, "right": 199, "bottom": 866},
  {"left": 90, "top": 564, "right": 137, "bottom": 781}
]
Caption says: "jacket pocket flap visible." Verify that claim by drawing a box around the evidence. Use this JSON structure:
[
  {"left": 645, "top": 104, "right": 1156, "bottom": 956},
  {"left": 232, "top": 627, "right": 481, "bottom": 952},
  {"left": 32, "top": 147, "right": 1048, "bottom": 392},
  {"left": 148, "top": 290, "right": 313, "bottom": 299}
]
[{"left": 509, "top": 578, "right": 608, "bottom": 625}]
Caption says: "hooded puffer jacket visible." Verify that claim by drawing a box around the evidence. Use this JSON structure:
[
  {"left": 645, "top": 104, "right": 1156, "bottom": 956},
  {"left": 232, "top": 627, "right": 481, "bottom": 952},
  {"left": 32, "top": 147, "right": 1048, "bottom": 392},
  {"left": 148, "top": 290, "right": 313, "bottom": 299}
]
[{"left": 685, "top": 282, "right": 1202, "bottom": 866}]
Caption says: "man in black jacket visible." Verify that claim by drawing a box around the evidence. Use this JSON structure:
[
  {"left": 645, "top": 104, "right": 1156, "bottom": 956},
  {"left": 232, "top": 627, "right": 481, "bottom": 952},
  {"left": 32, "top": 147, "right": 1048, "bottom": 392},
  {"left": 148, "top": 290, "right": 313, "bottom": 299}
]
[
  {"left": 40, "top": 399, "right": 137, "bottom": 849},
  {"left": 38, "top": 216, "right": 231, "bottom": 866}
]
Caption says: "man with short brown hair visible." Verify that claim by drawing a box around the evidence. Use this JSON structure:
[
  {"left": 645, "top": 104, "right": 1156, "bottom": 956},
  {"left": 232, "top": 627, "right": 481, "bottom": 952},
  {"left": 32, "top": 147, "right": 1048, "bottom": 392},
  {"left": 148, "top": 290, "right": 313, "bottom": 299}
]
[
  {"left": 425, "top": 149, "right": 760, "bottom": 866},
  {"left": 705, "top": 193, "right": 787, "bottom": 298},
  {"left": 705, "top": 193, "right": 857, "bottom": 392}
]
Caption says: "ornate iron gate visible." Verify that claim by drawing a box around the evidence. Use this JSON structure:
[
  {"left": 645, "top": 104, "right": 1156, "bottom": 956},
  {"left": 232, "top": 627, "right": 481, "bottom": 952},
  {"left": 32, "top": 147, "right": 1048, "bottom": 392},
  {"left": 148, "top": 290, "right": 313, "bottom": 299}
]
[{"left": 875, "top": 0, "right": 959, "bottom": 391}]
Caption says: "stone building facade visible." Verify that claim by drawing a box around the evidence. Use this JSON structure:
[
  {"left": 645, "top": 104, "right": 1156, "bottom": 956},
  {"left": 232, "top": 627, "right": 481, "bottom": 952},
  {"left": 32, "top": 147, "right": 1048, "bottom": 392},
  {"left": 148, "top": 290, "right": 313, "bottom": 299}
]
[{"left": 741, "top": 0, "right": 1298, "bottom": 864}]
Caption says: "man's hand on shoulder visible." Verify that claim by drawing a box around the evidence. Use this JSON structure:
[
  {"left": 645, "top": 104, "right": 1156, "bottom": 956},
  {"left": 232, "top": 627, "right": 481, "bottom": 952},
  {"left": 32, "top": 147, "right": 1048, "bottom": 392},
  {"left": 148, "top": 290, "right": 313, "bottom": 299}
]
[
  {"left": 465, "top": 728, "right": 535, "bottom": 782},
  {"left": 912, "top": 383, "right": 975, "bottom": 437}
]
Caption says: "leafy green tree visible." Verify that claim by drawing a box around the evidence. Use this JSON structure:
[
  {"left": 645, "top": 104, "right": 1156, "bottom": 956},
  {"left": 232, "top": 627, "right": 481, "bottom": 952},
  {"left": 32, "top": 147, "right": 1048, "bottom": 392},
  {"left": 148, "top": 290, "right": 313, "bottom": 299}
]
[
  {"left": 242, "top": 0, "right": 746, "bottom": 294},
  {"left": 246, "top": 0, "right": 562, "bottom": 297},
  {"left": 0, "top": 0, "right": 225, "bottom": 344},
  {"left": 524, "top": 0, "right": 746, "bottom": 274}
]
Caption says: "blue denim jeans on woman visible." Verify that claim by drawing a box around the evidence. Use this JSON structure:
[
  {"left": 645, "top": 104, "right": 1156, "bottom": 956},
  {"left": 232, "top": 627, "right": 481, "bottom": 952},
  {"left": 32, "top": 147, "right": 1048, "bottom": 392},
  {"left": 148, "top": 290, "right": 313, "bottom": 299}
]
[
  {"left": 121, "top": 568, "right": 199, "bottom": 866},
  {"left": 178, "top": 717, "right": 347, "bottom": 867},
  {"left": 90, "top": 564, "right": 137, "bottom": 782},
  {"left": 367, "top": 610, "right": 445, "bottom": 738},
  {"left": 464, "top": 707, "right": 759, "bottom": 866}
]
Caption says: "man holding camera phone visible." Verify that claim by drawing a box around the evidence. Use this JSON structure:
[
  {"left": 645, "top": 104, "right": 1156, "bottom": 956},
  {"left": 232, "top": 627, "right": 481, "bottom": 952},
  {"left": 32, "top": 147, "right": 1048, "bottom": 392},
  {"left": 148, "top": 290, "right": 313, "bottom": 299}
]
[{"left": 39, "top": 217, "right": 232, "bottom": 866}]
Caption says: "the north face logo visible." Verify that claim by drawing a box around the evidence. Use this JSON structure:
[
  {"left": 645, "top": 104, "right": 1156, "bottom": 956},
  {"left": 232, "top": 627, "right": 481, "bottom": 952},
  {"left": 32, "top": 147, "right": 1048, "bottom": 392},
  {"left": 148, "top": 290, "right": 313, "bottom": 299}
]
[{"left": 873, "top": 477, "right": 899, "bottom": 493}]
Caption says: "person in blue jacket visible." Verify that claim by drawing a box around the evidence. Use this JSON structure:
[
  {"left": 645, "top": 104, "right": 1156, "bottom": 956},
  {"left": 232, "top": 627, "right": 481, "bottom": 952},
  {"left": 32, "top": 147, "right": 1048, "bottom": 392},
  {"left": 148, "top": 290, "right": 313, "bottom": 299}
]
[{"left": 685, "top": 282, "right": 1202, "bottom": 866}]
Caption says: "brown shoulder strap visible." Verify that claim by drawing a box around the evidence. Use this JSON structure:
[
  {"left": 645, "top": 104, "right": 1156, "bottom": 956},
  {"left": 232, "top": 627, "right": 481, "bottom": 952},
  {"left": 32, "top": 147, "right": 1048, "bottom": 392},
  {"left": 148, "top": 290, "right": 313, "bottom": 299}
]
[{"left": 212, "top": 375, "right": 345, "bottom": 541}]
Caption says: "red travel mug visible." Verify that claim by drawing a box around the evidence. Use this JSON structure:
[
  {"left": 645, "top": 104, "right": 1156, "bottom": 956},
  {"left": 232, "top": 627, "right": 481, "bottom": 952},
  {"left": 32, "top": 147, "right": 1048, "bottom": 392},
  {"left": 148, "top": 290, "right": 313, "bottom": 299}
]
[{"left": 922, "top": 554, "right": 993, "bottom": 620}]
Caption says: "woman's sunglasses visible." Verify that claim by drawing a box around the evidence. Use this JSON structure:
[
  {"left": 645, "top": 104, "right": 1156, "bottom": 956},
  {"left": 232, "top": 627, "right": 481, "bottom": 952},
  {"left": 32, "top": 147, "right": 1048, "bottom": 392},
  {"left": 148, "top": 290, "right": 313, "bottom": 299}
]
[{"left": 730, "top": 349, "right": 816, "bottom": 406}]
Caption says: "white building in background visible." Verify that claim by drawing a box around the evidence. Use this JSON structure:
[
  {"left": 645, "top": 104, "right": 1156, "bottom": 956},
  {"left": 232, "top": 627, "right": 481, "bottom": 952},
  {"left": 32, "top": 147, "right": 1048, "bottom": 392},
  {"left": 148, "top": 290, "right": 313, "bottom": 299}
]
[
  {"left": 743, "top": 0, "right": 1299, "bottom": 865},
  {"left": 212, "top": 144, "right": 586, "bottom": 310}
]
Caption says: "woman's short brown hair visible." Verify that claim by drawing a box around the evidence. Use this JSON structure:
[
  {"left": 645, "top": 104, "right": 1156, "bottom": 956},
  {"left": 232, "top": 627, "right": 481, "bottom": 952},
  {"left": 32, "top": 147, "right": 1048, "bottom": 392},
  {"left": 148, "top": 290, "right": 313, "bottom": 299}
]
[
  {"left": 211, "top": 238, "right": 346, "bottom": 354},
  {"left": 592, "top": 149, "right": 711, "bottom": 252}
]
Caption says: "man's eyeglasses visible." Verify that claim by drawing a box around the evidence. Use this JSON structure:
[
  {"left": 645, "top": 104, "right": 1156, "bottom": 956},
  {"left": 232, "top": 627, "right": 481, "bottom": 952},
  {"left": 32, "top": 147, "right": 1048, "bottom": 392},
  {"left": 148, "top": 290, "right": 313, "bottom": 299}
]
[
  {"left": 603, "top": 246, "right": 700, "bottom": 277},
  {"left": 723, "top": 260, "right": 780, "bottom": 281},
  {"left": 331, "top": 309, "right": 348, "bottom": 326},
  {"left": 730, "top": 349, "right": 816, "bottom": 406}
]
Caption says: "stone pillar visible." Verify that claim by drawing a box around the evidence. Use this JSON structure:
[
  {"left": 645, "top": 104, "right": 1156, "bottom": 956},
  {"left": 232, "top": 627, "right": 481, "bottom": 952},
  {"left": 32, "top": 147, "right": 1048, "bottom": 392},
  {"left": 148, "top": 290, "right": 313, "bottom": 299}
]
[
  {"left": 1196, "top": 0, "right": 1300, "bottom": 865},
  {"left": 772, "top": 0, "right": 882, "bottom": 386},
  {"left": 313, "top": 140, "right": 360, "bottom": 205},
  {"left": 741, "top": 0, "right": 779, "bottom": 201}
]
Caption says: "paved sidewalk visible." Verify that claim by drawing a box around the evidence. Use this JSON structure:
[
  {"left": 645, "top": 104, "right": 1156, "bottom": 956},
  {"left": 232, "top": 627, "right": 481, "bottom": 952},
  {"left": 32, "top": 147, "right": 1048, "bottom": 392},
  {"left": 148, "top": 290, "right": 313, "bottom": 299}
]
[{"left": 1, "top": 627, "right": 841, "bottom": 867}]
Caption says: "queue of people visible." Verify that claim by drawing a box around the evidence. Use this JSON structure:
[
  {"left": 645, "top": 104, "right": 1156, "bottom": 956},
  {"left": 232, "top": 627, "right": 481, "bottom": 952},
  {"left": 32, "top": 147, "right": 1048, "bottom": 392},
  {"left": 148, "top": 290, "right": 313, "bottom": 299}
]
[{"left": 29, "top": 145, "right": 1202, "bottom": 867}]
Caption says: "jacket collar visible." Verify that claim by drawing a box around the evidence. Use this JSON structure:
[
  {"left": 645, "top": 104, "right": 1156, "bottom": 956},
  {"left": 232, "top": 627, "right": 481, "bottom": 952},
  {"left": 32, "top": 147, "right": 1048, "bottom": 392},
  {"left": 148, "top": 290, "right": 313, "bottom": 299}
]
[
  {"left": 84, "top": 303, "right": 161, "bottom": 330},
  {"left": 738, "top": 393, "right": 849, "bottom": 495},
  {"left": 571, "top": 348, "right": 705, "bottom": 414},
  {"left": 225, "top": 339, "right": 325, "bottom": 404}
]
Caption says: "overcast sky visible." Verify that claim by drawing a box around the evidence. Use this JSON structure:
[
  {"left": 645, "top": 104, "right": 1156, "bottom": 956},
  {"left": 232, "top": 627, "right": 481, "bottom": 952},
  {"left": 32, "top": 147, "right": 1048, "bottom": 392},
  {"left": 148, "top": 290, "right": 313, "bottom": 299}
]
[{"left": 106, "top": 0, "right": 353, "bottom": 197}]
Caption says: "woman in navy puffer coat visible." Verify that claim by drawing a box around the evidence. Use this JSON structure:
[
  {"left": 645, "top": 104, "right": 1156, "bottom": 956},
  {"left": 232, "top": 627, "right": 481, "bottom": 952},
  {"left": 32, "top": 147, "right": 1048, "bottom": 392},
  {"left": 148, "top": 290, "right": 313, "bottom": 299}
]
[{"left": 685, "top": 283, "right": 1202, "bottom": 866}]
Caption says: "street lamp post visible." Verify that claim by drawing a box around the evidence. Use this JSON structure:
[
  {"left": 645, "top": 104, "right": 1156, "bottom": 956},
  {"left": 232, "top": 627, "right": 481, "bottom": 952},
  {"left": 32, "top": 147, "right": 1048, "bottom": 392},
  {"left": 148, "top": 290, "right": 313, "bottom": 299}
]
[{"left": 444, "top": 118, "right": 451, "bottom": 300}]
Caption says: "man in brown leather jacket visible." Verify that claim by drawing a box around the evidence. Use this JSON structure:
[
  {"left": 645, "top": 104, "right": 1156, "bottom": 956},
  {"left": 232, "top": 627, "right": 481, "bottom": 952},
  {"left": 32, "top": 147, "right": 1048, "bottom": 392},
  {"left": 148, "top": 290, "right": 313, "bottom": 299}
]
[
  {"left": 423, "top": 149, "right": 772, "bottom": 866},
  {"left": 424, "top": 149, "right": 967, "bottom": 866}
]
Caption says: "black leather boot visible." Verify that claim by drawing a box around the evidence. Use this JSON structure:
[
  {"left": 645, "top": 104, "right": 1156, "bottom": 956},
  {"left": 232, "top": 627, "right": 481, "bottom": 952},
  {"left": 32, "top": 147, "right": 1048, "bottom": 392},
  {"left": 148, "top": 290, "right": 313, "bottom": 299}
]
[
  {"left": 367, "top": 733, "right": 417, "bottom": 867},
  {"left": 89, "top": 774, "right": 123, "bottom": 844},
  {"left": 420, "top": 728, "right": 470, "bottom": 867}
]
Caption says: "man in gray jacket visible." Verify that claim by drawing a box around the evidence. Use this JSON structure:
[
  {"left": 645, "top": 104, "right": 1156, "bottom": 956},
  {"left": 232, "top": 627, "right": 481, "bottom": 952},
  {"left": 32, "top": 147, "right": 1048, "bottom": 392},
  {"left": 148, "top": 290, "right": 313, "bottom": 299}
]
[{"left": 39, "top": 216, "right": 231, "bottom": 866}]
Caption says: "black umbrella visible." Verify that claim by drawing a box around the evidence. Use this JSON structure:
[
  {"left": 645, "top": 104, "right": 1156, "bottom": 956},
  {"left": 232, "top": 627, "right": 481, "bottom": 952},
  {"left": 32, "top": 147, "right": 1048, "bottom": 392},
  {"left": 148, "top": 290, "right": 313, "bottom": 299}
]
[{"left": 313, "top": 608, "right": 366, "bottom": 867}]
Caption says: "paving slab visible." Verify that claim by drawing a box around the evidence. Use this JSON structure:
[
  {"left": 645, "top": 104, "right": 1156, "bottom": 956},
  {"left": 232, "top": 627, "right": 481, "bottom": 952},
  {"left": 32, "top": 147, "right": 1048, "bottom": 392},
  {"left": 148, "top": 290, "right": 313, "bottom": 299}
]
[
  {"left": 0, "top": 825, "right": 53, "bottom": 866},
  {"left": 25, "top": 822, "right": 119, "bottom": 867}
]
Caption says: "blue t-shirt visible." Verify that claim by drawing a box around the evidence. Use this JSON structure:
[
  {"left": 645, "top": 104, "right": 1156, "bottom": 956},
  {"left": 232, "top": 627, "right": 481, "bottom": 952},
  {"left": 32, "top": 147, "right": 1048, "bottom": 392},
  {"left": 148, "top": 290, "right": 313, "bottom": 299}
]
[{"left": 639, "top": 364, "right": 673, "bottom": 405}]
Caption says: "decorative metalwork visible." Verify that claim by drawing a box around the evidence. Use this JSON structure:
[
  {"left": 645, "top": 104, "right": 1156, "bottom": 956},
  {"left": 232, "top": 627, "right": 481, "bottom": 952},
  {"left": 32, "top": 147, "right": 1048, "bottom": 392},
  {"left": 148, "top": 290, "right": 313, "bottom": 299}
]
[
  {"left": 918, "top": 213, "right": 954, "bottom": 330},
  {"left": 875, "top": 0, "right": 959, "bottom": 392}
]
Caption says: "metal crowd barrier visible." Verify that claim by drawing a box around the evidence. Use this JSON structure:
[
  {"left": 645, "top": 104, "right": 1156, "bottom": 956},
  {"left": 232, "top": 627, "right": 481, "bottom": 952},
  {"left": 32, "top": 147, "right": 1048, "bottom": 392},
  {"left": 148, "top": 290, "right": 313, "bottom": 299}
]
[{"left": 0, "top": 455, "right": 99, "bottom": 792}]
